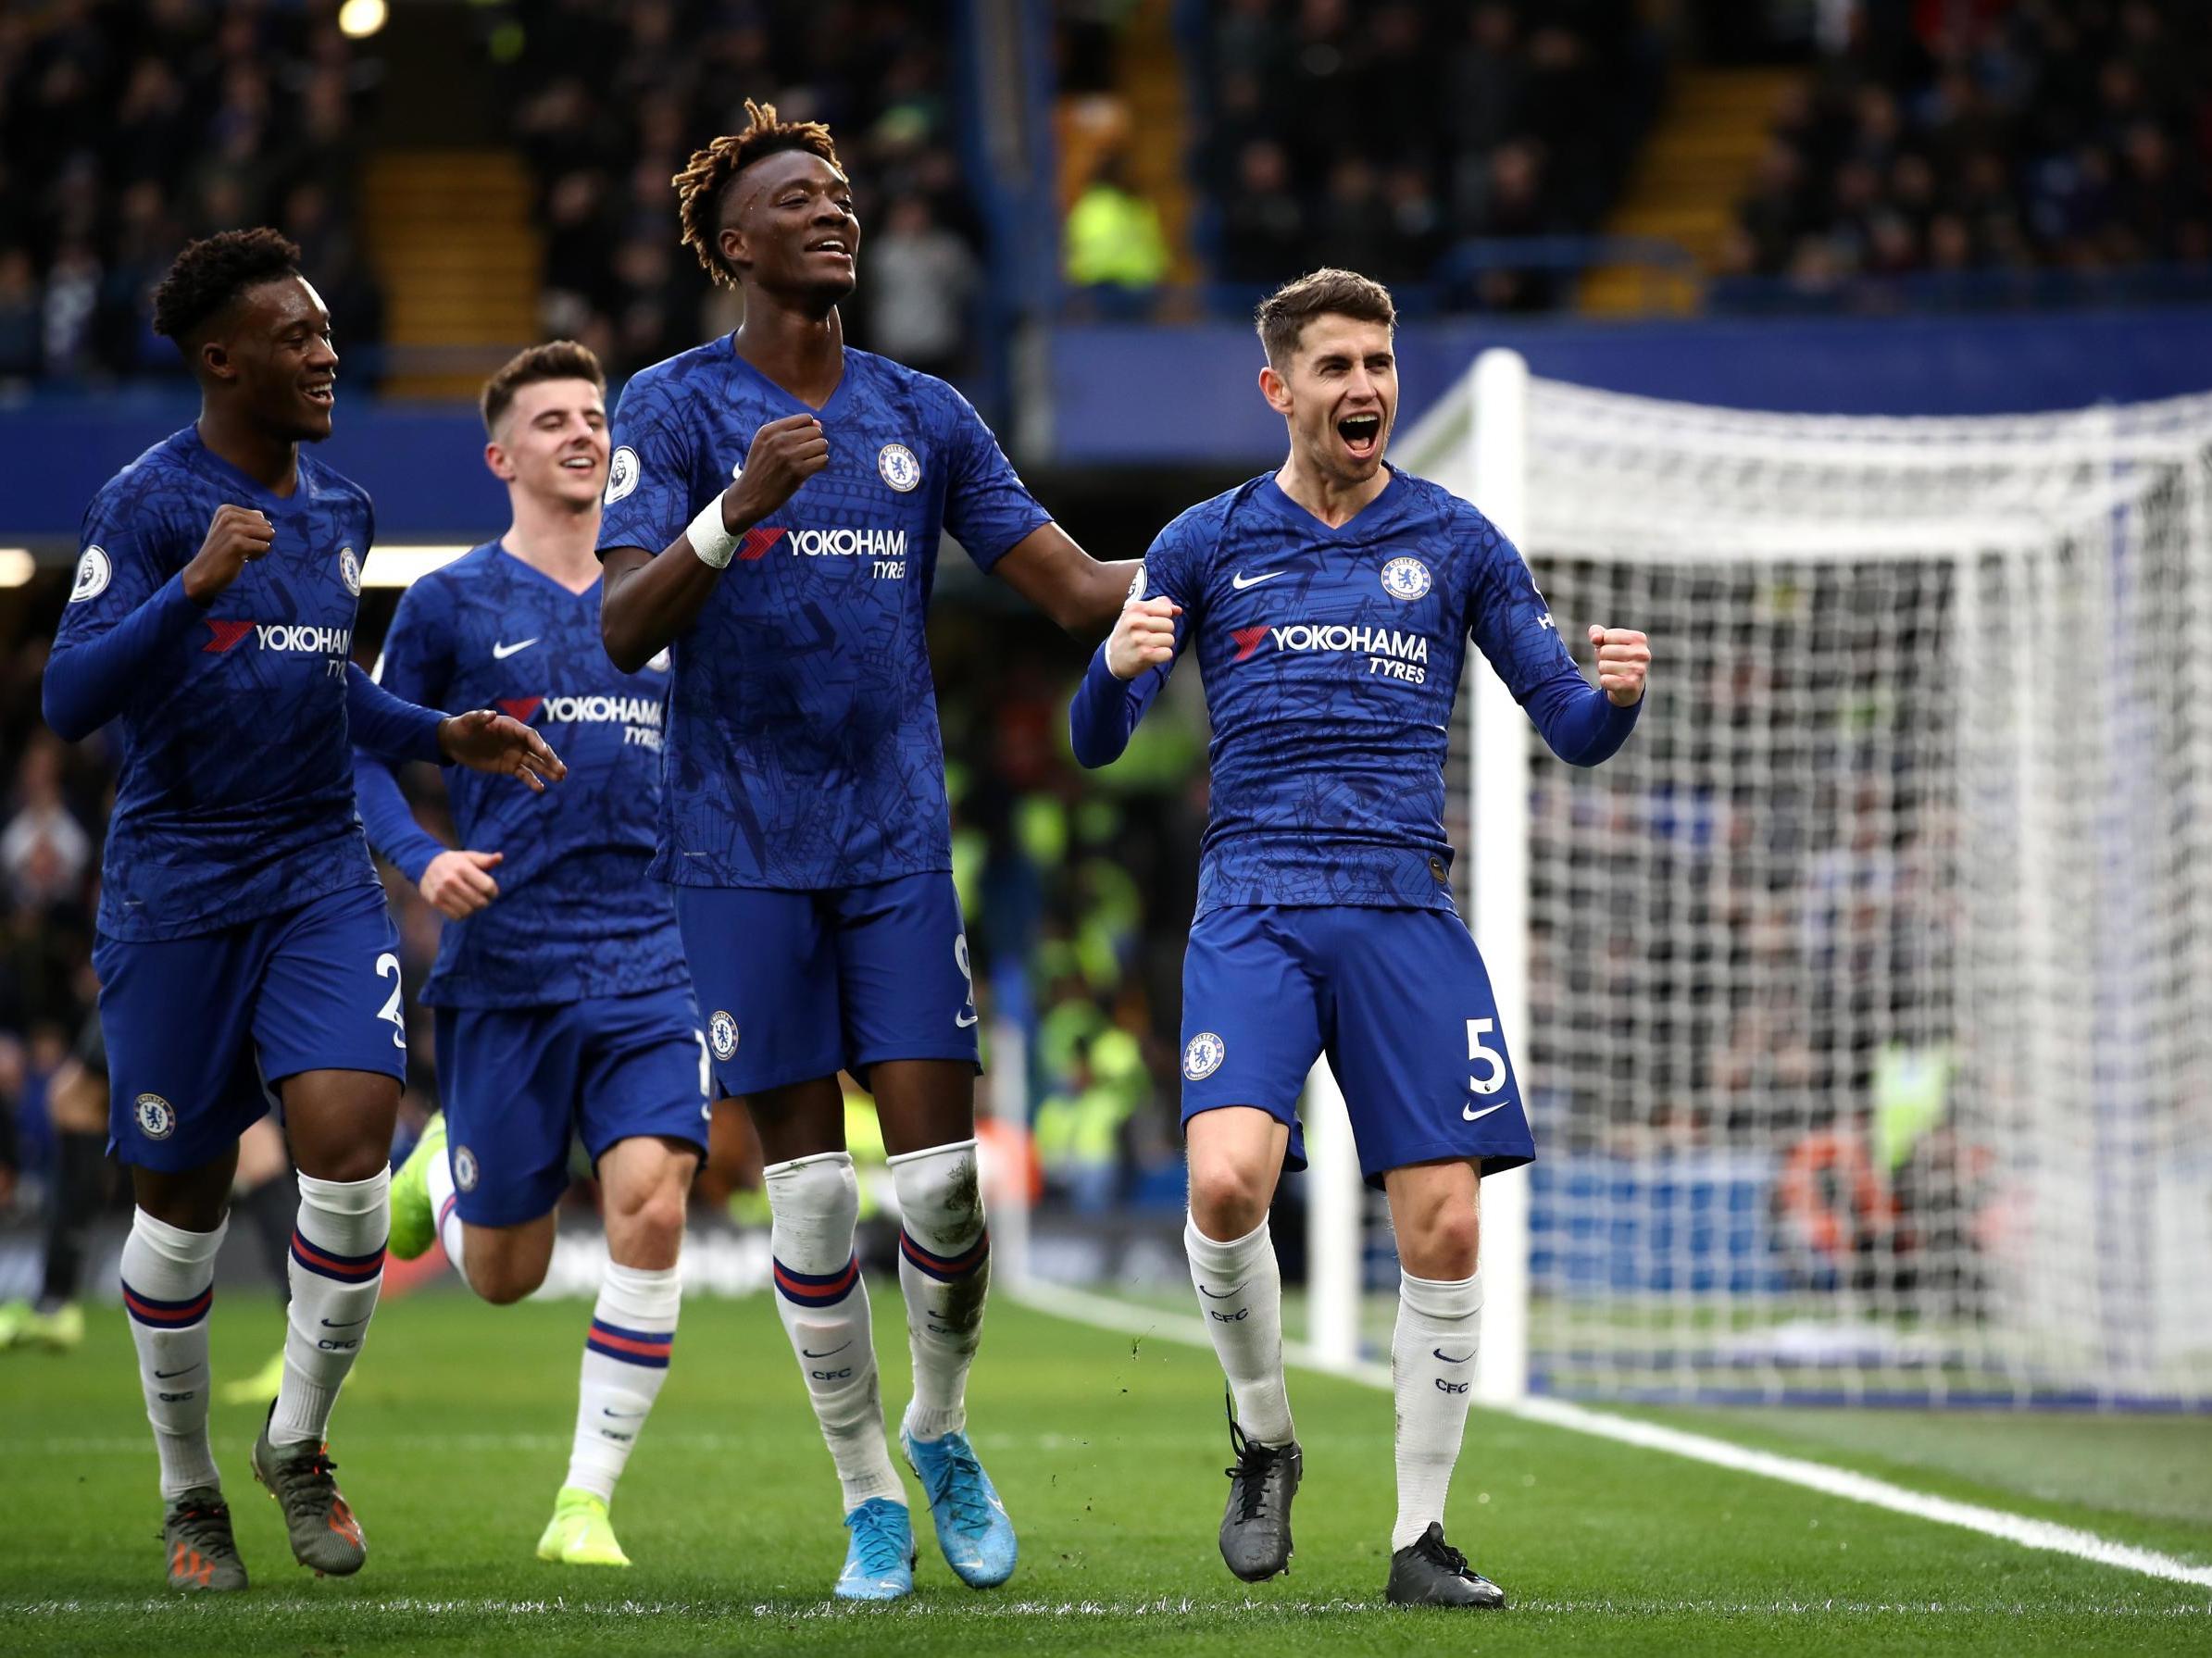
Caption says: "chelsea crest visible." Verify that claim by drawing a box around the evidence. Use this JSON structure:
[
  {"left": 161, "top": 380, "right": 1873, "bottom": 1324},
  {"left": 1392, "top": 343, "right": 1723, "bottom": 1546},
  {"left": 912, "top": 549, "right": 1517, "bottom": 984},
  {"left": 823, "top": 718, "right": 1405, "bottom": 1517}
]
[
  {"left": 1381, "top": 556, "right": 1431, "bottom": 601},
  {"left": 878, "top": 443, "right": 921, "bottom": 492}
]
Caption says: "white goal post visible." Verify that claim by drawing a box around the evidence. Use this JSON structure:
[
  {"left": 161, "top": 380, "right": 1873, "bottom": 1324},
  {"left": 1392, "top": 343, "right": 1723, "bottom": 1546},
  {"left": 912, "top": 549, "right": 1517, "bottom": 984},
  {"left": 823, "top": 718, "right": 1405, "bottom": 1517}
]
[{"left": 1306, "top": 349, "right": 2212, "bottom": 1410}]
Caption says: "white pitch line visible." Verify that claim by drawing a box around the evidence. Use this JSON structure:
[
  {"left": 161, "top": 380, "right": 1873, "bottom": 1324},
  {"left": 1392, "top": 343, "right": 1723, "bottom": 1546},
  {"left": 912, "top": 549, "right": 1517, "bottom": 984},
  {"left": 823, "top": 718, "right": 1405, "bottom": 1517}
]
[
  {"left": 9, "top": 1594, "right": 2206, "bottom": 1622},
  {"left": 1010, "top": 1282, "right": 2212, "bottom": 1591}
]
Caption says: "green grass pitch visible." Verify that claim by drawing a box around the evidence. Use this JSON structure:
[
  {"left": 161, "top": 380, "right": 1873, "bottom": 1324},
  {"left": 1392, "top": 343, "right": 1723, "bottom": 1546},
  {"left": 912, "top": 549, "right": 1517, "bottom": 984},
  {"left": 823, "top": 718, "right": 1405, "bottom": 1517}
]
[{"left": 4, "top": 1288, "right": 2207, "bottom": 1656}]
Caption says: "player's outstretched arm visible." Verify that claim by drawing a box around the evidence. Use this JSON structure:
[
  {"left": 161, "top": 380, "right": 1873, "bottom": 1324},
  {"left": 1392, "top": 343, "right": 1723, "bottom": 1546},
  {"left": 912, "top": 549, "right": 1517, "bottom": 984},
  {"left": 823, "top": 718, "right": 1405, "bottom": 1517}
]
[
  {"left": 44, "top": 505, "right": 275, "bottom": 741},
  {"left": 600, "top": 413, "right": 827, "bottom": 671},
  {"left": 992, "top": 524, "right": 1143, "bottom": 636},
  {"left": 346, "top": 661, "right": 451, "bottom": 767},
  {"left": 1069, "top": 596, "right": 1181, "bottom": 767}
]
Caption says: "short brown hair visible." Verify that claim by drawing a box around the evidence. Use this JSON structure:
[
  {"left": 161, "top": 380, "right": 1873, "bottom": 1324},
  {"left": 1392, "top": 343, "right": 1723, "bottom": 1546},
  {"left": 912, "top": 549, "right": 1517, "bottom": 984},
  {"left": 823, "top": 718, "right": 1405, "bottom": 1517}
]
[
  {"left": 672, "top": 99, "right": 844, "bottom": 289},
  {"left": 1254, "top": 268, "right": 1396, "bottom": 366},
  {"left": 480, "top": 340, "right": 605, "bottom": 434}
]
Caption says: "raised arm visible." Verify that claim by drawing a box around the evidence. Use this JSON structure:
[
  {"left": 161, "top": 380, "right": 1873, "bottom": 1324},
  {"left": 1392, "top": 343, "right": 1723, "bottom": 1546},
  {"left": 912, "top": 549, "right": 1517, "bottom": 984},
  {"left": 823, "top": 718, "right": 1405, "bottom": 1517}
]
[
  {"left": 1069, "top": 597, "right": 1182, "bottom": 767},
  {"left": 44, "top": 505, "right": 273, "bottom": 741},
  {"left": 600, "top": 413, "right": 826, "bottom": 672},
  {"left": 992, "top": 522, "right": 1143, "bottom": 637},
  {"left": 1468, "top": 513, "right": 1649, "bottom": 768},
  {"left": 936, "top": 385, "right": 1135, "bottom": 637}
]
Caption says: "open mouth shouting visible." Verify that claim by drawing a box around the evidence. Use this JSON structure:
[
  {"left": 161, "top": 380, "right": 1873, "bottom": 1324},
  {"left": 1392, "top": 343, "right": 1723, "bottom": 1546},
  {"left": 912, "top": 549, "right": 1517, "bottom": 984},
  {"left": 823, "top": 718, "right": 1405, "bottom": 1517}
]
[
  {"left": 805, "top": 233, "right": 854, "bottom": 268},
  {"left": 1337, "top": 411, "right": 1382, "bottom": 462}
]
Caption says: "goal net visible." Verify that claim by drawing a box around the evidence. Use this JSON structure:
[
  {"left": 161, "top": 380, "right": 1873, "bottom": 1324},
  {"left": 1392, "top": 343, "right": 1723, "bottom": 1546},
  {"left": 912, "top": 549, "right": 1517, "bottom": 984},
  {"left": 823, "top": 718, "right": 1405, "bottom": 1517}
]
[{"left": 1351, "top": 355, "right": 2212, "bottom": 1408}]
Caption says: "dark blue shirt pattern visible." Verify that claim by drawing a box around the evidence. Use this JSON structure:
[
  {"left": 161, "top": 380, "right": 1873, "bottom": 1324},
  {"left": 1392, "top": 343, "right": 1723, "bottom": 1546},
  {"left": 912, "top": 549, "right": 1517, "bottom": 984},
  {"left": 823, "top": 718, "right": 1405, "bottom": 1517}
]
[
  {"left": 45, "top": 428, "right": 438, "bottom": 941},
  {"left": 356, "top": 542, "right": 688, "bottom": 1010},
  {"left": 597, "top": 340, "right": 1051, "bottom": 891},
  {"left": 1072, "top": 468, "right": 1639, "bottom": 916}
]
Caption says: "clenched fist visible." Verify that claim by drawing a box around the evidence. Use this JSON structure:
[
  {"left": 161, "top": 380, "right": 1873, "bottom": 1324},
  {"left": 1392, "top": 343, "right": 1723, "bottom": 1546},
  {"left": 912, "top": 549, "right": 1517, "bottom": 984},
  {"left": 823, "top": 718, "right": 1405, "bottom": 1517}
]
[
  {"left": 721, "top": 413, "right": 830, "bottom": 530},
  {"left": 419, "top": 848, "right": 503, "bottom": 919},
  {"left": 181, "top": 505, "right": 275, "bottom": 605},
  {"left": 1106, "top": 595, "right": 1181, "bottom": 680},
  {"left": 1589, "top": 625, "right": 1651, "bottom": 707}
]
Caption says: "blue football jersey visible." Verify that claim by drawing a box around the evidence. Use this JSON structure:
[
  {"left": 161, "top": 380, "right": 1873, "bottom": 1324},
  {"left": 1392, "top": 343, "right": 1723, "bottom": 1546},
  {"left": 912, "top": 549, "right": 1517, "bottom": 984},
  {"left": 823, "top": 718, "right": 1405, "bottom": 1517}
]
[
  {"left": 1086, "top": 467, "right": 1633, "bottom": 915},
  {"left": 359, "top": 542, "right": 687, "bottom": 1009},
  {"left": 49, "top": 427, "right": 422, "bottom": 941},
  {"left": 596, "top": 341, "right": 1051, "bottom": 890}
]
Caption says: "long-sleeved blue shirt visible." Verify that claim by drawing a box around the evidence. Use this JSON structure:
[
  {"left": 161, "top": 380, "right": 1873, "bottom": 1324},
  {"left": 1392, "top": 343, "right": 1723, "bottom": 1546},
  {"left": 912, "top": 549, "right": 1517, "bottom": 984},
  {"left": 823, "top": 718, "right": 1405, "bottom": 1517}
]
[
  {"left": 354, "top": 541, "right": 685, "bottom": 1009},
  {"left": 45, "top": 426, "right": 444, "bottom": 941},
  {"left": 1069, "top": 468, "right": 1640, "bottom": 915}
]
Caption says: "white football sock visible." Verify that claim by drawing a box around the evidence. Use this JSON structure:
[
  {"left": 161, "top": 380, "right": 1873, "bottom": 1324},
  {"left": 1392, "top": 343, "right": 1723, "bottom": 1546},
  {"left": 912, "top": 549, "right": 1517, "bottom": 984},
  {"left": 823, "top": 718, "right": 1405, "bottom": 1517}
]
[
  {"left": 765, "top": 1152, "right": 903, "bottom": 1510},
  {"left": 565, "top": 1259, "right": 681, "bottom": 1502},
  {"left": 270, "top": 1169, "right": 388, "bottom": 1447},
  {"left": 887, "top": 1137, "right": 990, "bottom": 1442},
  {"left": 1390, "top": 1269, "right": 1482, "bottom": 1550},
  {"left": 1185, "top": 1214, "right": 1293, "bottom": 1445},
  {"left": 120, "top": 1208, "right": 226, "bottom": 1499},
  {"left": 426, "top": 1138, "right": 467, "bottom": 1271}
]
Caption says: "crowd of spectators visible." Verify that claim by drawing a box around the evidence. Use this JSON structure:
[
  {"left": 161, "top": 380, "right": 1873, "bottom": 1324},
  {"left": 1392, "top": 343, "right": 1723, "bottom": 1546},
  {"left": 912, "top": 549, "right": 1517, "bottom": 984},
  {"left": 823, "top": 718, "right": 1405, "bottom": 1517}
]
[
  {"left": 0, "top": 0, "right": 385, "bottom": 389},
  {"left": 1185, "top": 0, "right": 1661, "bottom": 310},
  {"left": 1722, "top": 0, "right": 2212, "bottom": 307},
  {"left": 494, "top": 0, "right": 988, "bottom": 382}
]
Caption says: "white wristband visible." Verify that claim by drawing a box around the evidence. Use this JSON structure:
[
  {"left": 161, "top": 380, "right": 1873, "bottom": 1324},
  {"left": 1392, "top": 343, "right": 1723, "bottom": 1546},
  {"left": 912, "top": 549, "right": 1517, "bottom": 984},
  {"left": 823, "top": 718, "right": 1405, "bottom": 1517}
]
[{"left": 686, "top": 497, "right": 740, "bottom": 569}]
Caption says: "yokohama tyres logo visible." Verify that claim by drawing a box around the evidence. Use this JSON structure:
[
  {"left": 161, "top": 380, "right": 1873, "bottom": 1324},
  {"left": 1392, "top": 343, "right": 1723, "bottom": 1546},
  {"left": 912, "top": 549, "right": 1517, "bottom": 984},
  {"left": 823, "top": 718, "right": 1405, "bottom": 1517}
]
[
  {"left": 737, "top": 526, "right": 909, "bottom": 562},
  {"left": 1230, "top": 622, "right": 1430, "bottom": 666},
  {"left": 202, "top": 621, "right": 352, "bottom": 655}
]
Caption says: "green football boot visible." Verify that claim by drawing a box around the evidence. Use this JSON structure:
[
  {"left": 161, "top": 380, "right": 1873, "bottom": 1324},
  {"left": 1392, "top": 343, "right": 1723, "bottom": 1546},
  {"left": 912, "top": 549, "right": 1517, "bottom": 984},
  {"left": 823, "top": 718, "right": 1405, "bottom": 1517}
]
[
  {"left": 0, "top": 1299, "right": 84, "bottom": 1353},
  {"left": 536, "top": 1486, "right": 631, "bottom": 1566},
  {"left": 387, "top": 1113, "right": 447, "bottom": 1262}
]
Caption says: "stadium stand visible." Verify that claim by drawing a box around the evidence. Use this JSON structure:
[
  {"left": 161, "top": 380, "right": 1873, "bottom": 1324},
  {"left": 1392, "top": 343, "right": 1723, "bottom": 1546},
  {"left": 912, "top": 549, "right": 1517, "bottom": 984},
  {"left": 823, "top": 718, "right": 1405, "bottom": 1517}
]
[
  {"left": 0, "top": 0, "right": 385, "bottom": 386},
  {"left": 1717, "top": 0, "right": 2212, "bottom": 309},
  {"left": 1180, "top": 0, "right": 1664, "bottom": 312},
  {"left": 491, "top": 0, "right": 987, "bottom": 380}
]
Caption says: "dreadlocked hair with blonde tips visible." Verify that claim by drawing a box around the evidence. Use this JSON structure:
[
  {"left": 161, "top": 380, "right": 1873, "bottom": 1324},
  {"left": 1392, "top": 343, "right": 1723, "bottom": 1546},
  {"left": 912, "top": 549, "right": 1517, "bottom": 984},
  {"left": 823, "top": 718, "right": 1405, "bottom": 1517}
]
[{"left": 673, "top": 99, "right": 844, "bottom": 288}]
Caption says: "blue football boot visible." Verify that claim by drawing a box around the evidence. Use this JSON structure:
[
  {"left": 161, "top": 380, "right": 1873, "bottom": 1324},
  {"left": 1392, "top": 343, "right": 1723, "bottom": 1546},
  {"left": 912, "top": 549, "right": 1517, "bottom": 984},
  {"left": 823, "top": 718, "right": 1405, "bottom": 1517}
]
[
  {"left": 902, "top": 1426, "right": 1017, "bottom": 1589},
  {"left": 834, "top": 1497, "right": 916, "bottom": 1601}
]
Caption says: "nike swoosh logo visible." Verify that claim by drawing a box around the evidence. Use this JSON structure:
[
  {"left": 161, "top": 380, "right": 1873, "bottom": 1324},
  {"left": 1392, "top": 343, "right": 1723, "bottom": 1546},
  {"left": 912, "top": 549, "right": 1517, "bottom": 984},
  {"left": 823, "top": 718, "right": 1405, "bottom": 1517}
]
[
  {"left": 955, "top": 1011, "right": 978, "bottom": 1028},
  {"left": 1196, "top": 1281, "right": 1246, "bottom": 1300},
  {"left": 801, "top": 1343, "right": 852, "bottom": 1359},
  {"left": 319, "top": 1315, "right": 369, "bottom": 1328},
  {"left": 1434, "top": 1347, "right": 1476, "bottom": 1365},
  {"left": 602, "top": 1407, "right": 646, "bottom": 1419},
  {"left": 491, "top": 638, "right": 539, "bottom": 659},
  {"left": 1231, "top": 570, "right": 1286, "bottom": 591},
  {"left": 153, "top": 1366, "right": 197, "bottom": 1378},
  {"left": 1463, "top": 1101, "right": 1508, "bottom": 1123}
]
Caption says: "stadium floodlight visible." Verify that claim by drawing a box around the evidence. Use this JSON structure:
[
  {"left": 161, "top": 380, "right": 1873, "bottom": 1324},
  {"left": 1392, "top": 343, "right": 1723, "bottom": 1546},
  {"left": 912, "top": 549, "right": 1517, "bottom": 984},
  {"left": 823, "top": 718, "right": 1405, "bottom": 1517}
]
[
  {"left": 1302, "top": 353, "right": 2212, "bottom": 1410},
  {"left": 336, "top": 0, "right": 388, "bottom": 41},
  {"left": 0, "top": 548, "right": 33, "bottom": 587}
]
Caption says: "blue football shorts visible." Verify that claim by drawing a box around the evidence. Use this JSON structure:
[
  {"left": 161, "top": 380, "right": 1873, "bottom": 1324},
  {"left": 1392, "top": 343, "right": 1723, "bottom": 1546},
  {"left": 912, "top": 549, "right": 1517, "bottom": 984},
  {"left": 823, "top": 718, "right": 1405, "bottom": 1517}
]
[
  {"left": 434, "top": 985, "right": 709, "bottom": 1228},
  {"left": 675, "top": 871, "right": 981, "bottom": 1097},
  {"left": 95, "top": 880, "right": 406, "bottom": 1173},
  {"left": 1177, "top": 904, "right": 1535, "bottom": 1188}
]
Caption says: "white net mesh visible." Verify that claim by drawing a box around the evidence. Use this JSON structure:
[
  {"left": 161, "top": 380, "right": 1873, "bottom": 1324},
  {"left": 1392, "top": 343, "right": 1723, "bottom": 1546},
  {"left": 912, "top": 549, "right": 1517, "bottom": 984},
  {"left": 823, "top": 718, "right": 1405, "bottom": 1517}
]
[{"left": 1405, "top": 376, "right": 2212, "bottom": 1407}]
